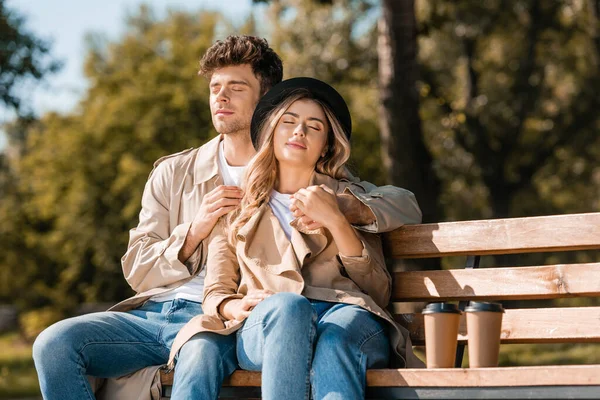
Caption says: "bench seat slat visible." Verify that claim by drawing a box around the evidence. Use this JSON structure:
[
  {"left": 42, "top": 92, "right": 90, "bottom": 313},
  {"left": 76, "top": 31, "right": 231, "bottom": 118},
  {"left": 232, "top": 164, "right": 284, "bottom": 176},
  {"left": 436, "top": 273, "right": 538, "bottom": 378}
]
[
  {"left": 384, "top": 212, "right": 600, "bottom": 258},
  {"left": 160, "top": 365, "right": 600, "bottom": 387},
  {"left": 392, "top": 263, "right": 600, "bottom": 301},
  {"left": 397, "top": 307, "right": 600, "bottom": 345}
]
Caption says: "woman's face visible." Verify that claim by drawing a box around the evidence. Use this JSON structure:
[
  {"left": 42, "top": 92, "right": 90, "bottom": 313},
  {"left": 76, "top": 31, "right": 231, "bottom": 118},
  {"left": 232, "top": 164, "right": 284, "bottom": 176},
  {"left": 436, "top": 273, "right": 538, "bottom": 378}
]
[{"left": 273, "top": 98, "right": 329, "bottom": 169}]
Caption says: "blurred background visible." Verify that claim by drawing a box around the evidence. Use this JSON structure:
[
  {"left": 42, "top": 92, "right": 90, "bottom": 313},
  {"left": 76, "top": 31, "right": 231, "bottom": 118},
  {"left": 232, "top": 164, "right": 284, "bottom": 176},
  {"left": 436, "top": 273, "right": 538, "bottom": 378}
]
[{"left": 0, "top": 0, "right": 599, "bottom": 398}]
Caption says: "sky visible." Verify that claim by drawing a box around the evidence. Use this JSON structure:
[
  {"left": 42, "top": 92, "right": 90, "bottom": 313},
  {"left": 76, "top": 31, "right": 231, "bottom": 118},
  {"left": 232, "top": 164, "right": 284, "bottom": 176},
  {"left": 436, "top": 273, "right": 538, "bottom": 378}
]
[{"left": 1, "top": 0, "right": 260, "bottom": 148}]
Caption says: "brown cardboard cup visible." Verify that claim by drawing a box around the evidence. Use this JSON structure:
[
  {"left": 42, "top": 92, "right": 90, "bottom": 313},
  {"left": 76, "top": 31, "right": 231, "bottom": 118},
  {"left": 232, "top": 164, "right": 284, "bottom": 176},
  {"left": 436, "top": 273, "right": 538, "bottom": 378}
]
[
  {"left": 422, "top": 303, "right": 461, "bottom": 368},
  {"left": 465, "top": 302, "right": 505, "bottom": 368}
]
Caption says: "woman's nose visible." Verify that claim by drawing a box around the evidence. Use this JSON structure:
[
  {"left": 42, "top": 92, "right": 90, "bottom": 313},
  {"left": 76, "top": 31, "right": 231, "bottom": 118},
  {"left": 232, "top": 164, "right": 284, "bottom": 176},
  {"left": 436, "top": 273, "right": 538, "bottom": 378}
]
[{"left": 293, "top": 123, "right": 306, "bottom": 136}]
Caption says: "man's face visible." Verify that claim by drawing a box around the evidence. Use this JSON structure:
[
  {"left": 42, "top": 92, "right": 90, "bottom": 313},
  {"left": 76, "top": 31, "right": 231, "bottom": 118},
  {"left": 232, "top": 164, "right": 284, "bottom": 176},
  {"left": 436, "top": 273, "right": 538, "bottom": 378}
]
[{"left": 209, "top": 64, "right": 262, "bottom": 136}]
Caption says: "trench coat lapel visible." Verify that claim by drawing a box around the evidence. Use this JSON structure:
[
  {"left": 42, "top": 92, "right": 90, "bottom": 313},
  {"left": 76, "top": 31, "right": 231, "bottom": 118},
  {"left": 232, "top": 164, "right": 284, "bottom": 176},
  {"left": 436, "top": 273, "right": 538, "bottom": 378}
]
[
  {"left": 288, "top": 171, "right": 343, "bottom": 263},
  {"left": 237, "top": 204, "right": 302, "bottom": 275}
]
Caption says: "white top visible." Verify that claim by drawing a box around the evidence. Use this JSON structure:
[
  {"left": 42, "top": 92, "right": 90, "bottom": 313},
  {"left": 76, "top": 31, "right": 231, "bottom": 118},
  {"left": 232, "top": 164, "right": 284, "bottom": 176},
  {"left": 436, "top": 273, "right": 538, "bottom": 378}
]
[
  {"left": 151, "top": 140, "right": 247, "bottom": 303},
  {"left": 269, "top": 190, "right": 294, "bottom": 241},
  {"left": 217, "top": 140, "right": 246, "bottom": 186}
]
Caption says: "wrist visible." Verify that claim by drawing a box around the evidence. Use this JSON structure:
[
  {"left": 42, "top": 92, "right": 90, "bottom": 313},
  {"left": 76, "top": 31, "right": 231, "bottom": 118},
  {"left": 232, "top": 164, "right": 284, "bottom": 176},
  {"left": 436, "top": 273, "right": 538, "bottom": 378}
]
[
  {"left": 189, "top": 220, "right": 210, "bottom": 243},
  {"left": 220, "top": 298, "right": 237, "bottom": 319},
  {"left": 325, "top": 213, "right": 351, "bottom": 232}
]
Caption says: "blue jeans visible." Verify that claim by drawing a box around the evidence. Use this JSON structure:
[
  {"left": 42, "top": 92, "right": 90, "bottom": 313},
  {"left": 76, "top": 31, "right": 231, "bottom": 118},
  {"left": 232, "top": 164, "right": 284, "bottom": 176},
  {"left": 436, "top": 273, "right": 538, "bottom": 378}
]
[
  {"left": 32, "top": 299, "right": 237, "bottom": 400},
  {"left": 236, "top": 292, "right": 390, "bottom": 400}
]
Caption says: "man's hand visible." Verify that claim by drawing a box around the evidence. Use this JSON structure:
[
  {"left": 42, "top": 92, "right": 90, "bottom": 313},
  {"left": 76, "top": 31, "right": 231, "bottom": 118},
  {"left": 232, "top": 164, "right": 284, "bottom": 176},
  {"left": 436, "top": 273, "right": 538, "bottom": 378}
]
[
  {"left": 220, "top": 290, "right": 274, "bottom": 322},
  {"left": 336, "top": 192, "right": 376, "bottom": 226},
  {"left": 178, "top": 185, "right": 243, "bottom": 263}
]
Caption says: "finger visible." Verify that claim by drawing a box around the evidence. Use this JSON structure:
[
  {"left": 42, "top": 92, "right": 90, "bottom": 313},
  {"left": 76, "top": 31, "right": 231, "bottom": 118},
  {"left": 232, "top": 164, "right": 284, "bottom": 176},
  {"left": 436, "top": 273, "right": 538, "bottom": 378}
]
[
  {"left": 295, "top": 188, "right": 310, "bottom": 200},
  {"left": 246, "top": 290, "right": 273, "bottom": 299},
  {"left": 233, "top": 312, "right": 251, "bottom": 323},
  {"left": 292, "top": 208, "right": 304, "bottom": 218},
  {"left": 289, "top": 203, "right": 299, "bottom": 212},
  {"left": 216, "top": 185, "right": 242, "bottom": 192},
  {"left": 298, "top": 215, "right": 313, "bottom": 226},
  {"left": 212, "top": 205, "right": 238, "bottom": 219},
  {"left": 291, "top": 198, "right": 307, "bottom": 213},
  {"left": 319, "top": 184, "right": 335, "bottom": 195},
  {"left": 305, "top": 221, "right": 323, "bottom": 230},
  {"left": 208, "top": 185, "right": 240, "bottom": 198},
  {"left": 243, "top": 297, "right": 266, "bottom": 309},
  {"left": 213, "top": 187, "right": 244, "bottom": 199},
  {"left": 209, "top": 197, "right": 241, "bottom": 212}
]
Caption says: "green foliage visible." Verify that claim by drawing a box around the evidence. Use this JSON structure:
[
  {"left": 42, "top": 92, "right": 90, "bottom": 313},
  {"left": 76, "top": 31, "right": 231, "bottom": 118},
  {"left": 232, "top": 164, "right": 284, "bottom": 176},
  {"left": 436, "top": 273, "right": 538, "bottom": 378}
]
[
  {"left": 416, "top": 0, "right": 600, "bottom": 220},
  {"left": 1, "top": 7, "right": 225, "bottom": 315},
  {"left": 0, "top": 2, "right": 389, "bottom": 323},
  {"left": 1, "top": 2, "right": 599, "bottom": 367},
  {"left": 18, "top": 307, "right": 63, "bottom": 342},
  {"left": 0, "top": 0, "right": 61, "bottom": 114},
  {"left": 0, "top": 332, "right": 39, "bottom": 398},
  {"left": 261, "top": 0, "right": 384, "bottom": 184}
]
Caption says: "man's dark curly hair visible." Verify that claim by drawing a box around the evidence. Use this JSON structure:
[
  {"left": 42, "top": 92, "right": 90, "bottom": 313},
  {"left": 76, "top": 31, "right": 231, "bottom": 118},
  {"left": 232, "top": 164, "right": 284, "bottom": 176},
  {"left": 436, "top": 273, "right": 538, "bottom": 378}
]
[{"left": 199, "top": 35, "right": 283, "bottom": 95}]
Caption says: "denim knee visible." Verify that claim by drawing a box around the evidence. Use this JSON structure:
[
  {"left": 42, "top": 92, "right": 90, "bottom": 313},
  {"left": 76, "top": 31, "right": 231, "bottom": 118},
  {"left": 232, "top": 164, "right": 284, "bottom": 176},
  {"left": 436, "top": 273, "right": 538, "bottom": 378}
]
[
  {"left": 33, "top": 320, "right": 77, "bottom": 369},
  {"left": 261, "top": 292, "right": 314, "bottom": 323},
  {"left": 177, "top": 333, "right": 236, "bottom": 368}
]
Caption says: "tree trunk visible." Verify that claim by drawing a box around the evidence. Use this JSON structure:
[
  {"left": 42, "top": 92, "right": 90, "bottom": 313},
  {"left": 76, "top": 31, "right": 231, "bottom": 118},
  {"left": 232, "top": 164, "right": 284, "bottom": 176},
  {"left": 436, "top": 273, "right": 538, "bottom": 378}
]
[
  {"left": 378, "top": 0, "right": 440, "bottom": 225},
  {"left": 379, "top": 0, "right": 440, "bottom": 281}
]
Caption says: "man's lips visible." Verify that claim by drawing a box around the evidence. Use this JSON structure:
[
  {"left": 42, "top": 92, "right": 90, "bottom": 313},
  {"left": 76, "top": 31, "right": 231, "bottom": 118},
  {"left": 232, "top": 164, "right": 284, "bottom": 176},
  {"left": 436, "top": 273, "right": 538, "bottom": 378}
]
[
  {"left": 215, "top": 109, "right": 234, "bottom": 116},
  {"left": 286, "top": 142, "right": 307, "bottom": 149}
]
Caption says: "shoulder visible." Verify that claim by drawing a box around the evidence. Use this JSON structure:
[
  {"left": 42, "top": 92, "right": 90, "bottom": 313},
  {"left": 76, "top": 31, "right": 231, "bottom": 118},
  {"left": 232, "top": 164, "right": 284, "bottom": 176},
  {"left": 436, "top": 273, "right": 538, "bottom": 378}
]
[{"left": 152, "top": 147, "right": 197, "bottom": 171}]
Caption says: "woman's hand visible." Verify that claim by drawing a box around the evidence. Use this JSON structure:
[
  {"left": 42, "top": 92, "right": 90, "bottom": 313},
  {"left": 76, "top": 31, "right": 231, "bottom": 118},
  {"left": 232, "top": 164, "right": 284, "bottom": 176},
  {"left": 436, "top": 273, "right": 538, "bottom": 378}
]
[
  {"left": 220, "top": 290, "right": 274, "bottom": 322},
  {"left": 292, "top": 185, "right": 364, "bottom": 257},
  {"left": 291, "top": 185, "right": 346, "bottom": 230}
]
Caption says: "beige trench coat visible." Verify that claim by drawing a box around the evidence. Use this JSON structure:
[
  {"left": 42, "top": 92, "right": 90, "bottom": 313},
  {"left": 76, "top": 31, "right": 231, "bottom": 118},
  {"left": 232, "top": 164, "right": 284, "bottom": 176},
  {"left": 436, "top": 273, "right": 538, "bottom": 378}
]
[
  {"left": 97, "top": 134, "right": 423, "bottom": 398},
  {"left": 167, "top": 172, "right": 424, "bottom": 370}
]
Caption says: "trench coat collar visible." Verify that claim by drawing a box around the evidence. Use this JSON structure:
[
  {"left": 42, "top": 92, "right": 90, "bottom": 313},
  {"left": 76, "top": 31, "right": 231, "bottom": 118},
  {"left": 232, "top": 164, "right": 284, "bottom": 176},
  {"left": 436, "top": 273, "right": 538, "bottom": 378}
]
[
  {"left": 236, "top": 171, "right": 342, "bottom": 269},
  {"left": 193, "top": 134, "right": 222, "bottom": 185}
]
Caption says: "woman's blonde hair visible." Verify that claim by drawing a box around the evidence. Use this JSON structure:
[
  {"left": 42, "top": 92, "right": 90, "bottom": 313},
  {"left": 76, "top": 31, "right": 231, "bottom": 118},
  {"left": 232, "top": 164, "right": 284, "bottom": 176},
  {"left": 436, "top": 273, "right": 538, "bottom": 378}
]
[{"left": 228, "top": 89, "right": 351, "bottom": 244}]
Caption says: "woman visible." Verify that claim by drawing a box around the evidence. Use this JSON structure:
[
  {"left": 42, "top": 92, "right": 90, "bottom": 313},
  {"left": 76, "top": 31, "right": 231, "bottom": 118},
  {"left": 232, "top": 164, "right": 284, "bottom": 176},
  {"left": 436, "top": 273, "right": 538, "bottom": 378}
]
[{"left": 169, "top": 77, "right": 422, "bottom": 399}]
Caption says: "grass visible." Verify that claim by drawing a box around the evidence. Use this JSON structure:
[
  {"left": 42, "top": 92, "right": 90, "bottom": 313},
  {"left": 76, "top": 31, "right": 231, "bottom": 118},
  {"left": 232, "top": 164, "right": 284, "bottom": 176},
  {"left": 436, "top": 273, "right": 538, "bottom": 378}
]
[{"left": 0, "top": 332, "right": 40, "bottom": 399}]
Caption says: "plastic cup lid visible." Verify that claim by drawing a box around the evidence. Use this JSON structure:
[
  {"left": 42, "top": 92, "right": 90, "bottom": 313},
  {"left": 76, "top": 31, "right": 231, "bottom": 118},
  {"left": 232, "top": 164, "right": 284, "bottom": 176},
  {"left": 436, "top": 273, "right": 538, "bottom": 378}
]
[
  {"left": 465, "top": 301, "right": 505, "bottom": 313},
  {"left": 422, "top": 302, "right": 461, "bottom": 314}
]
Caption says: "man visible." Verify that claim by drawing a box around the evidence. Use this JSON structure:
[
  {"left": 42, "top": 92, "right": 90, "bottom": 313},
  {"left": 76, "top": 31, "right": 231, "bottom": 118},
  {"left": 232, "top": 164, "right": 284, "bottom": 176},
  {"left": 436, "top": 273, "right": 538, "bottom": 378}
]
[{"left": 33, "top": 35, "right": 422, "bottom": 399}]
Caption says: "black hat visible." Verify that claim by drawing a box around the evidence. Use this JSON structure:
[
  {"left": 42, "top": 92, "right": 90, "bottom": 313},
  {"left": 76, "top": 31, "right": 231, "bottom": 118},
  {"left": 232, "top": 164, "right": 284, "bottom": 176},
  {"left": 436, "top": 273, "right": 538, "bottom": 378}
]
[{"left": 250, "top": 77, "right": 352, "bottom": 150}]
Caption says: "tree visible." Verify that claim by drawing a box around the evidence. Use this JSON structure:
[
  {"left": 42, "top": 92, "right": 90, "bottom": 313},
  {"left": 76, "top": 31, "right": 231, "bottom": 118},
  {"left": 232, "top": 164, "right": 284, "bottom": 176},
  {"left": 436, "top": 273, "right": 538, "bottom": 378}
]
[
  {"left": 255, "top": 0, "right": 384, "bottom": 183},
  {"left": 417, "top": 0, "right": 600, "bottom": 222},
  {"left": 1, "top": 7, "right": 225, "bottom": 320},
  {"left": 0, "top": 0, "right": 61, "bottom": 114}
]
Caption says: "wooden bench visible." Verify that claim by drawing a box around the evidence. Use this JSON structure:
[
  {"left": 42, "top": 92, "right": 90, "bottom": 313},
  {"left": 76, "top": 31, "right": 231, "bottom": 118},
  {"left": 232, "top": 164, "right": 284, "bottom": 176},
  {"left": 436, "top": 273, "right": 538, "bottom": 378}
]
[{"left": 160, "top": 212, "right": 600, "bottom": 399}]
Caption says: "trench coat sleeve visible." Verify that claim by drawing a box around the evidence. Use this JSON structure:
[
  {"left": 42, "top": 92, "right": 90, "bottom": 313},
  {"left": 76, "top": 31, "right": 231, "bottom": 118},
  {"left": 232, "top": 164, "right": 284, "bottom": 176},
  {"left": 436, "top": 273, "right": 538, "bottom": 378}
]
[
  {"left": 121, "top": 161, "right": 201, "bottom": 293},
  {"left": 344, "top": 180, "right": 422, "bottom": 233},
  {"left": 338, "top": 231, "right": 392, "bottom": 309},
  {"left": 202, "top": 227, "right": 244, "bottom": 319}
]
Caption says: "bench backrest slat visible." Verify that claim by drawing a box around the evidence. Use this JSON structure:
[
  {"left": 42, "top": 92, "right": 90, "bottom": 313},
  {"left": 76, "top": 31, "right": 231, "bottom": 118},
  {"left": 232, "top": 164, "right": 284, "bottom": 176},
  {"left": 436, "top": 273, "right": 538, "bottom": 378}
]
[
  {"left": 383, "top": 212, "right": 600, "bottom": 258},
  {"left": 391, "top": 263, "right": 600, "bottom": 302},
  {"left": 397, "top": 307, "right": 600, "bottom": 345}
]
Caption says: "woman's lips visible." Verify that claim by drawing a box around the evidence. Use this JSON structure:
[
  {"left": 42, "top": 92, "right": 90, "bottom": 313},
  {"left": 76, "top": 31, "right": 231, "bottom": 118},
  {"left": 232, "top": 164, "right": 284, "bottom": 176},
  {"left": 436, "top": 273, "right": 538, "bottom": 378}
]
[{"left": 286, "top": 142, "right": 307, "bottom": 149}]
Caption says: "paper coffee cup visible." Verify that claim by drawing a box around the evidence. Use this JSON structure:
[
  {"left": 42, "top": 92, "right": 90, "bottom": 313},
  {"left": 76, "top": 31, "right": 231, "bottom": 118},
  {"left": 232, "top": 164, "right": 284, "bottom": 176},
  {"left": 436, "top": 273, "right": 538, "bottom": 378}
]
[
  {"left": 422, "top": 302, "right": 461, "bottom": 368},
  {"left": 465, "top": 301, "right": 505, "bottom": 368}
]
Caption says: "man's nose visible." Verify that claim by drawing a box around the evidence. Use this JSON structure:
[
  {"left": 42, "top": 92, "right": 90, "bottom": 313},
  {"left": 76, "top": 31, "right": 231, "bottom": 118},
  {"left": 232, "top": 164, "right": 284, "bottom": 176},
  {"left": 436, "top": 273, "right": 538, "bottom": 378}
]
[{"left": 216, "top": 87, "right": 229, "bottom": 103}]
